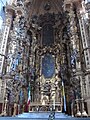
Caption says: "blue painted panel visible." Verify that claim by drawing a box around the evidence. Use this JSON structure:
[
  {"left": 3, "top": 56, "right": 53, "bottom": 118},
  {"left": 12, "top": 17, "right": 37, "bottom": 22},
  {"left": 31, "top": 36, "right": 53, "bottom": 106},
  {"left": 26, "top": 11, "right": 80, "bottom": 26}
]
[{"left": 42, "top": 54, "right": 55, "bottom": 78}]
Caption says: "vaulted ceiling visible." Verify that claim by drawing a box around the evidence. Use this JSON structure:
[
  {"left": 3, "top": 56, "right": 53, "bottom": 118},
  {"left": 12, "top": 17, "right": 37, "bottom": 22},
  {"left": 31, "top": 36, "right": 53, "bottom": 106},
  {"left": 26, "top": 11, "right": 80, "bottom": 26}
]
[{"left": 28, "top": 0, "right": 63, "bottom": 17}]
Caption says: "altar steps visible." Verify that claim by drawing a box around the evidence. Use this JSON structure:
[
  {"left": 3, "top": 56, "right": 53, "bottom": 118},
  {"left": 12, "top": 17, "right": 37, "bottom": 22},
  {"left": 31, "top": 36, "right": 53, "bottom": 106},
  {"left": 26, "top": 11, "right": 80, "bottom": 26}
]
[
  {"left": 0, "top": 112, "right": 89, "bottom": 120},
  {"left": 16, "top": 112, "right": 71, "bottom": 118},
  {"left": 0, "top": 117, "right": 90, "bottom": 120}
]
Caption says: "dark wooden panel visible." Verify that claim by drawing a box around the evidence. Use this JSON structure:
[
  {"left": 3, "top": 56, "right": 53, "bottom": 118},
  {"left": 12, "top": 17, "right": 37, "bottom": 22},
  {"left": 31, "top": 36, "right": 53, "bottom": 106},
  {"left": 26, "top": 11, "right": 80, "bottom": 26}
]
[{"left": 42, "top": 24, "right": 54, "bottom": 46}]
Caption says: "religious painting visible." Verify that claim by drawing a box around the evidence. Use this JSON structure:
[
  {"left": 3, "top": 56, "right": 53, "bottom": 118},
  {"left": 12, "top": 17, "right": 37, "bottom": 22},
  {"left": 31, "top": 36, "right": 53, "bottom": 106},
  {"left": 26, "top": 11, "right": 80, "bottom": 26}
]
[
  {"left": 42, "top": 24, "right": 54, "bottom": 46},
  {"left": 42, "top": 54, "right": 55, "bottom": 78}
]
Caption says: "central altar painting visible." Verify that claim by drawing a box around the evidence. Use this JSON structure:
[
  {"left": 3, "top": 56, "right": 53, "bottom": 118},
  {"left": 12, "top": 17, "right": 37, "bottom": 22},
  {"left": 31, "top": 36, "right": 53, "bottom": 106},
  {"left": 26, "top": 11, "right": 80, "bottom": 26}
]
[{"left": 42, "top": 54, "right": 55, "bottom": 78}]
